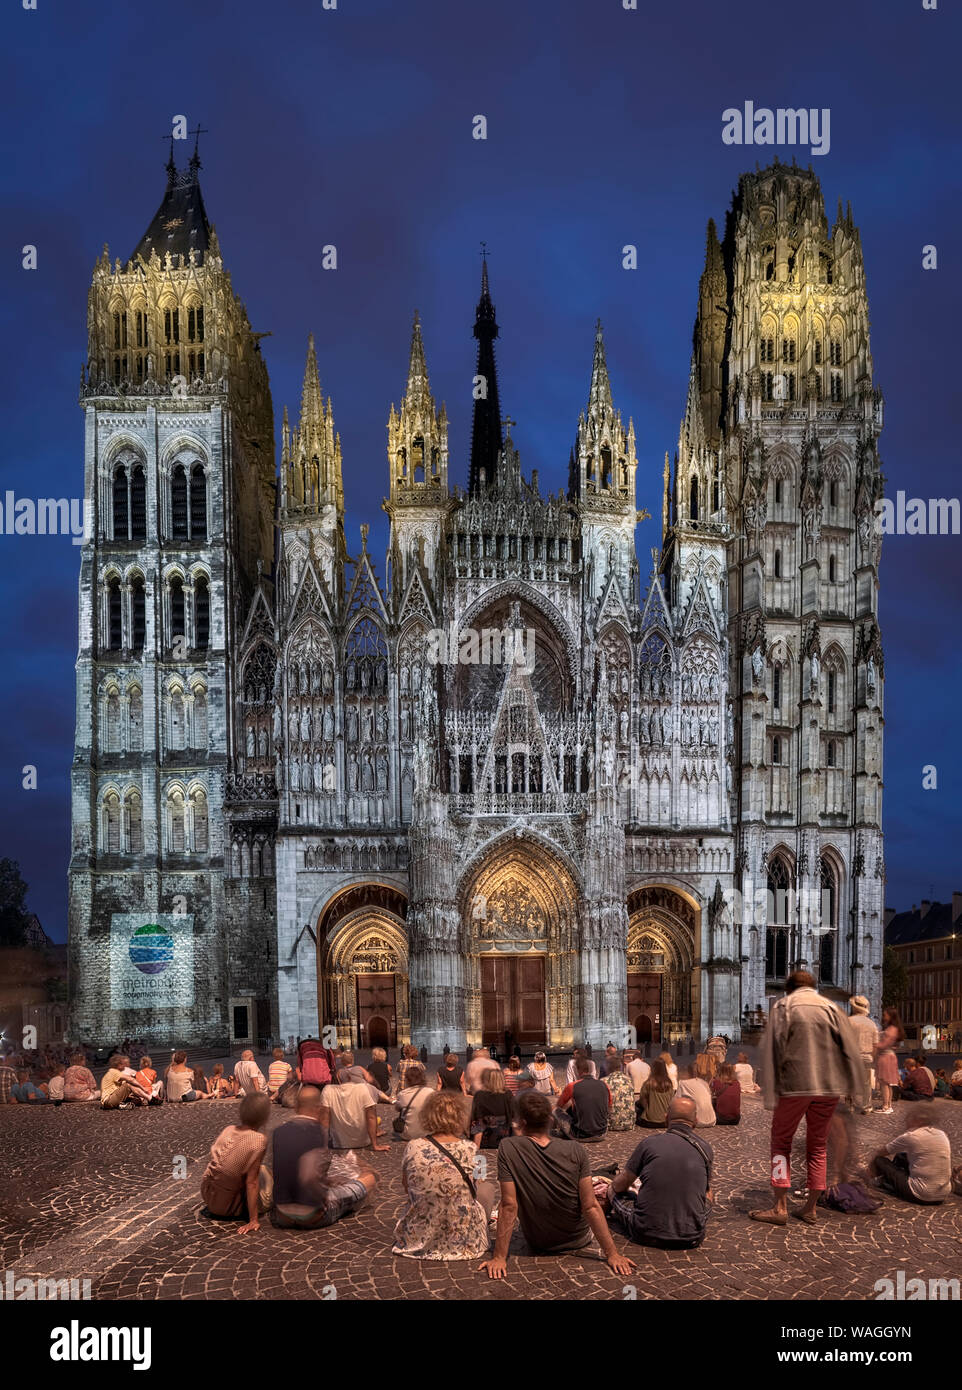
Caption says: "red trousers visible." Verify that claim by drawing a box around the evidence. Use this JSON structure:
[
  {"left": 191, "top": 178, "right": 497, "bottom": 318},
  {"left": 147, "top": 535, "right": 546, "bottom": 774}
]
[{"left": 769, "top": 1095, "right": 838, "bottom": 1191}]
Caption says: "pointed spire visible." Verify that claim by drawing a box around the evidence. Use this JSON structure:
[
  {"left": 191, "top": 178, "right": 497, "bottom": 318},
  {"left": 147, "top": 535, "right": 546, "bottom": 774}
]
[
  {"left": 404, "top": 311, "right": 430, "bottom": 403},
  {"left": 589, "top": 320, "right": 614, "bottom": 416},
  {"left": 299, "top": 334, "right": 324, "bottom": 438},
  {"left": 469, "top": 251, "right": 503, "bottom": 493}
]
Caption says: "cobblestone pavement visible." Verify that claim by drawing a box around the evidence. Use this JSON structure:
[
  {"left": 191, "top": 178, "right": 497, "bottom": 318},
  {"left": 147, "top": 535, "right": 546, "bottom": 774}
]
[{"left": 2, "top": 1083, "right": 960, "bottom": 1301}]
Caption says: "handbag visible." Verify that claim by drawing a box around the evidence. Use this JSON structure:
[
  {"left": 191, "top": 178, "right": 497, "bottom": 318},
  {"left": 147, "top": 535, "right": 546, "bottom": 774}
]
[
  {"left": 425, "top": 1135, "right": 478, "bottom": 1200},
  {"left": 393, "top": 1085, "right": 427, "bottom": 1135}
]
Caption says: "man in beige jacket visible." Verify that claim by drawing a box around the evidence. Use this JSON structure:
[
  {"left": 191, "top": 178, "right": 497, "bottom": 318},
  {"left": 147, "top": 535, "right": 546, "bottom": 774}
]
[{"left": 751, "top": 970, "right": 864, "bottom": 1227}]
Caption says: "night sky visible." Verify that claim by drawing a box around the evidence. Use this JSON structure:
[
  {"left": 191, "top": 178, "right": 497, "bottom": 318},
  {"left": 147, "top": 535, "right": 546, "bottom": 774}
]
[{"left": 1, "top": 0, "right": 959, "bottom": 939}]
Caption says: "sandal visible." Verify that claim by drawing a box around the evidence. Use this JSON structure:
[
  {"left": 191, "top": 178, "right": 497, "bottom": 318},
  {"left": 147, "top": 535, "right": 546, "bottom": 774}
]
[
  {"left": 749, "top": 1209, "right": 788, "bottom": 1226},
  {"left": 792, "top": 1209, "right": 817, "bottom": 1224}
]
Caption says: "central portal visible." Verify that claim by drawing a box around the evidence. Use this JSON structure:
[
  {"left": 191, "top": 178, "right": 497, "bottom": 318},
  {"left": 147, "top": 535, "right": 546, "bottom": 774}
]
[{"left": 480, "top": 955, "right": 545, "bottom": 1049}]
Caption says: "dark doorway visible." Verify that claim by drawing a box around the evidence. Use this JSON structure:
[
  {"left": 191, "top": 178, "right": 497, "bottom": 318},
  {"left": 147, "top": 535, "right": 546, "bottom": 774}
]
[
  {"left": 634, "top": 1013, "right": 653, "bottom": 1044},
  {"left": 628, "top": 972, "right": 662, "bottom": 1045},
  {"left": 355, "top": 974, "right": 397, "bottom": 1047},
  {"left": 480, "top": 955, "right": 545, "bottom": 1048}
]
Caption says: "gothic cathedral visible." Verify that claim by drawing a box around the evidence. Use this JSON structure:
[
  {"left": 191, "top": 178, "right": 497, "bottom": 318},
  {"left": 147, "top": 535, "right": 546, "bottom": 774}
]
[{"left": 68, "top": 154, "right": 885, "bottom": 1053}]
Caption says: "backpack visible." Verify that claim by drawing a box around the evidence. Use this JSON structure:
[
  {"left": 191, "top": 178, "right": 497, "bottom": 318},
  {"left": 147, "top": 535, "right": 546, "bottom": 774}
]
[{"left": 299, "top": 1044, "right": 335, "bottom": 1086}]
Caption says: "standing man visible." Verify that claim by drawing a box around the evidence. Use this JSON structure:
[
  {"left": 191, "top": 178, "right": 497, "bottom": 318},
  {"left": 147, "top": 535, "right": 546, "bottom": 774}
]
[
  {"left": 751, "top": 970, "right": 863, "bottom": 1227},
  {"left": 464, "top": 1046, "right": 493, "bottom": 1096},
  {"left": 847, "top": 995, "right": 879, "bottom": 1114}
]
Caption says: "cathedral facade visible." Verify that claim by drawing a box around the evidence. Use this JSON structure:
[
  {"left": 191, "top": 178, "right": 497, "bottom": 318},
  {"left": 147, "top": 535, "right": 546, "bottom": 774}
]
[{"left": 68, "top": 154, "right": 886, "bottom": 1053}]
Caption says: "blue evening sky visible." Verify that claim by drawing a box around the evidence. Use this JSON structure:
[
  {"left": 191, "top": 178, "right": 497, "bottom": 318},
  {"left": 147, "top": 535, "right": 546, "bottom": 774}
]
[{"left": 0, "top": 0, "right": 959, "bottom": 937}]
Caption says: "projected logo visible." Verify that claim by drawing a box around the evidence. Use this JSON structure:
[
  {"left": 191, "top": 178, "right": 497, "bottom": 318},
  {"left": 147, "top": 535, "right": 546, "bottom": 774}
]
[{"left": 128, "top": 923, "right": 175, "bottom": 976}]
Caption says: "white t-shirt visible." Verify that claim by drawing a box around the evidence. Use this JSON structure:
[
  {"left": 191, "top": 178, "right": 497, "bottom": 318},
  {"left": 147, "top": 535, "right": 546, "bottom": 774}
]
[
  {"left": 677, "top": 1076, "right": 716, "bottom": 1127},
  {"left": 324, "top": 1081, "right": 379, "bottom": 1148},
  {"left": 734, "top": 1063, "right": 757, "bottom": 1093},
  {"left": 234, "top": 1059, "right": 266, "bottom": 1094},
  {"left": 884, "top": 1126, "right": 952, "bottom": 1201},
  {"left": 47, "top": 1075, "right": 65, "bottom": 1100},
  {"left": 626, "top": 1058, "right": 650, "bottom": 1096},
  {"left": 393, "top": 1085, "right": 433, "bottom": 1139},
  {"left": 663, "top": 1061, "right": 679, "bottom": 1089}
]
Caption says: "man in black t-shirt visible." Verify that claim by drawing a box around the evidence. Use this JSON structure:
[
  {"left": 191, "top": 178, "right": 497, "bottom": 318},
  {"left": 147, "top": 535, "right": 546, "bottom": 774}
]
[
  {"left": 271, "top": 1086, "right": 376, "bottom": 1229},
  {"left": 559, "top": 1058, "right": 610, "bottom": 1140},
  {"left": 480, "top": 1091, "right": 635, "bottom": 1280},
  {"left": 605, "top": 1096, "right": 713, "bottom": 1249}
]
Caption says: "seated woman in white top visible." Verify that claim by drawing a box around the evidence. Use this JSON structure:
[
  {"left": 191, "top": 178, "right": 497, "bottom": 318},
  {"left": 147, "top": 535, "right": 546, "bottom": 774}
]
[{"left": 733, "top": 1052, "right": 760, "bottom": 1093}]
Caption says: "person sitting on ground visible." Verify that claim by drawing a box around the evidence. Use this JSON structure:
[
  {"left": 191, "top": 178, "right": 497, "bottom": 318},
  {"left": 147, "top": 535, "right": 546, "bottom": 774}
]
[
  {"left": 101, "top": 1054, "right": 148, "bottom": 1109},
  {"left": 436, "top": 1052, "right": 467, "bottom": 1093},
  {"left": 934, "top": 1069, "right": 951, "bottom": 1098},
  {"left": 502, "top": 1055, "right": 524, "bottom": 1094},
  {"left": 464, "top": 1046, "right": 493, "bottom": 1096},
  {"left": 564, "top": 1047, "right": 598, "bottom": 1084},
  {"left": 470, "top": 1067, "right": 516, "bottom": 1150},
  {"left": 233, "top": 1050, "right": 267, "bottom": 1096},
  {"left": 320, "top": 1068, "right": 390, "bottom": 1151},
  {"left": 950, "top": 1059, "right": 962, "bottom": 1102},
  {"left": 46, "top": 1063, "right": 66, "bottom": 1106},
  {"left": 706, "top": 1036, "right": 728, "bottom": 1065},
  {"left": 659, "top": 1049, "right": 679, "bottom": 1089},
  {"left": 480, "top": 1090, "right": 636, "bottom": 1280},
  {"left": 602, "top": 1043, "right": 619, "bottom": 1076},
  {"left": 557, "top": 1058, "right": 611, "bottom": 1141},
  {"left": 733, "top": 1052, "right": 760, "bottom": 1094},
  {"left": 915, "top": 1053, "right": 937, "bottom": 1092},
  {"left": 207, "top": 1063, "right": 235, "bottom": 1098},
  {"left": 393, "top": 1065, "right": 434, "bottom": 1141},
  {"left": 393, "top": 1090, "right": 493, "bottom": 1260},
  {"left": 268, "top": 1047, "right": 293, "bottom": 1100},
  {"left": 337, "top": 1051, "right": 377, "bottom": 1086},
  {"left": 200, "top": 1093, "right": 273, "bottom": 1233},
  {"left": 11, "top": 1068, "right": 49, "bottom": 1103},
  {"left": 900, "top": 1057, "right": 933, "bottom": 1101},
  {"left": 602, "top": 1054, "right": 636, "bottom": 1132},
  {"left": 165, "top": 1051, "right": 207, "bottom": 1102},
  {"left": 624, "top": 1048, "right": 651, "bottom": 1100},
  {"left": 604, "top": 1096, "right": 713, "bottom": 1250},
  {"left": 271, "top": 1084, "right": 377, "bottom": 1229},
  {"left": 367, "top": 1047, "right": 393, "bottom": 1095},
  {"left": 677, "top": 1062, "right": 717, "bottom": 1128},
  {"left": 869, "top": 1104, "right": 953, "bottom": 1205},
  {"left": 710, "top": 1063, "right": 741, "bottom": 1125},
  {"left": 694, "top": 1053, "right": 718, "bottom": 1085},
  {"left": 397, "top": 1044, "right": 421, "bottom": 1093},
  {"left": 636, "top": 1057, "right": 675, "bottom": 1128},
  {"left": 135, "top": 1056, "right": 164, "bottom": 1104},
  {"left": 529, "top": 1052, "right": 559, "bottom": 1096},
  {"left": 63, "top": 1053, "right": 98, "bottom": 1102}
]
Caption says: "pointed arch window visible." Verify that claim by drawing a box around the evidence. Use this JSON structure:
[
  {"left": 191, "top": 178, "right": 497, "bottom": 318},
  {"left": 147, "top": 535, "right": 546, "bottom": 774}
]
[
  {"left": 194, "top": 576, "right": 210, "bottom": 650},
  {"left": 193, "top": 688, "right": 208, "bottom": 750},
  {"left": 773, "top": 548, "right": 782, "bottom": 578},
  {"left": 766, "top": 857, "right": 792, "bottom": 979},
  {"left": 774, "top": 477, "right": 783, "bottom": 505},
  {"left": 112, "top": 467, "right": 129, "bottom": 539},
  {"left": 689, "top": 478, "right": 699, "bottom": 523},
  {"left": 130, "top": 466, "right": 146, "bottom": 539},
  {"left": 103, "top": 792, "right": 121, "bottom": 855},
  {"left": 827, "top": 669, "right": 837, "bottom": 713},
  {"left": 171, "top": 466, "right": 189, "bottom": 539},
  {"left": 191, "top": 788, "right": 209, "bottom": 853},
  {"left": 169, "top": 790, "right": 186, "bottom": 854},
  {"left": 131, "top": 576, "right": 146, "bottom": 652},
  {"left": 169, "top": 576, "right": 185, "bottom": 644},
  {"left": 126, "top": 791, "right": 143, "bottom": 855},
  {"left": 105, "top": 688, "right": 121, "bottom": 753},
  {"left": 818, "top": 856, "right": 838, "bottom": 984},
  {"left": 128, "top": 687, "right": 143, "bottom": 751},
  {"left": 829, "top": 478, "right": 839, "bottom": 509},
  {"left": 772, "top": 735, "right": 782, "bottom": 765},
  {"left": 190, "top": 464, "right": 208, "bottom": 539},
  {"left": 773, "top": 666, "right": 781, "bottom": 710},
  {"left": 170, "top": 687, "right": 186, "bottom": 751},
  {"left": 826, "top": 738, "right": 836, "bottom": 767},
  {"left": 107, "top": 577, "right": 123, "bottom": 651},
  {"left": 828, "top": 554, "right": 837, "bottom": 583}
]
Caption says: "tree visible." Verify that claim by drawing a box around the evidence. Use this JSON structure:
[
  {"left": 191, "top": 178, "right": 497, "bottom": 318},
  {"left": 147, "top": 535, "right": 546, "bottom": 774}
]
[
  {"left": 881, "top": 945, "right": 908, "bottom": 1011},
  {"left": 0, "top": 858, "right": 32, "bottom": 947}
]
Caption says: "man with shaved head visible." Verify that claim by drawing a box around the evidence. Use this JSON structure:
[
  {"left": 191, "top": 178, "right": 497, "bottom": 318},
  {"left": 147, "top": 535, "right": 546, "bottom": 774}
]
[
  {"left": 603, "top": 1095, "right": 714, "bottom": 1249},
  {"left": 272, "top": 1085, "right": 377, "bottom": 1228}
]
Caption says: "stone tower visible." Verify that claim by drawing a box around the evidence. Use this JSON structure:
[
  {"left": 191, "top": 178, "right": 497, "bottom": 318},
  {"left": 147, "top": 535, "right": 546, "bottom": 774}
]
[
  {"left": 709, "top": 161, "right": 885, "bottom": 1020},
  {"left": 68, "top": 145, "right": 274, "bottom": 1045}
]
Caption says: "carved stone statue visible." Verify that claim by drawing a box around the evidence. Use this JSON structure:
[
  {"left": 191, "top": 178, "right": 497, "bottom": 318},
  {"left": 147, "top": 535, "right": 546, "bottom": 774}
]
[{"left": 751, "top": 646, "right": 764, "bottom": 684}]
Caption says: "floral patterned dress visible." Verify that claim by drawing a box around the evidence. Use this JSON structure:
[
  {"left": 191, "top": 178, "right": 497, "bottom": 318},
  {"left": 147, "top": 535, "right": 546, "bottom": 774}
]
[
  {"left": 604, "top": 1071, "right": 637, "bottom": 1131},
  {"left": 392, "top": 1137, "right": 489, "bottom": 1260}
]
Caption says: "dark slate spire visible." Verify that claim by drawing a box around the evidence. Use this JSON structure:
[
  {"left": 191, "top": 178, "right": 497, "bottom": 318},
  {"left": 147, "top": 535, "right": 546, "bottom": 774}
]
[
  {"left": 129, "top": 141, "right": 211, "bottom": 268},
  {"left": 468, "top": 253, "right": 503, "bottom": 493}
]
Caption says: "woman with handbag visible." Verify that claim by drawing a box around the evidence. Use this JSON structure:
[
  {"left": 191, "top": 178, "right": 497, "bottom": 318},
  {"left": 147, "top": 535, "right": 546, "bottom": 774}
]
[
  {"left": 392, "top": 1090, "right": 493, "bottom": 1259},
  {"left": 392, "top": 1064, "right": 433, "bottom": 1140}
]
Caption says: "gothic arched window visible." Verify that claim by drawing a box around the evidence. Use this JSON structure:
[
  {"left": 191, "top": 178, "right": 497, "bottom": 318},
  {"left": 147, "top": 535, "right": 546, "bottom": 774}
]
[
  {"left": 773, "top": 548, "right": 782, "bottom": 578},
  {"left": 773, "top": 666, "right": 781, "bottom": 709},
  {"left": 103, "top": 791, "right": 121, "bottom": 854},
  {"left": 128, "top": 686, "right": 143, "bottom": 751},
  {"left": 112, "top": 466, "right": 129, "bottom": 539},
  {"left": 772, "top": 735, "right": 782, "bottom": 765},
  {"left": 107, "top": 577, "right": 122, "bottom": 651},
  {"left": 126, "top": 791, "right": 143, "bottom": 855},
  {"left": 766, "top": 856, "right": 792, "bottom": 979},
  {"left": 190, "top": 465, "right": 207, "bottom": 540},
  {"left": 171, "top": 466, "right": 189, "bottom": 539},
  {"left": 194, "top": 576, "right": 210, "bottom": 650},
  {"left": 689, "top": 477, "right": 699, "bottom": 523},
  {"left": 191, "top": 788, "right": 209, "bottom": 853},
  {"left": 170, "top": 687, "right": 186, "bottom": 751},
  {"left": 169, "top": 575, "right": 186, "bottom": 646},
  {"left": 131, "top": 575, "right": 145, "bottom": 652},
  {"left": 193, "top": 688, "right": 208, "bottom": 750},
  {"left": 818, "top": 856, "right": 838, "bottom": 984},
  {"left": 105, "top": 687, "right": 121, "bottom": 753},
  {"left": 130, "top": 466, "right": 146, "bottom": 539},
  {"left": 168, "top": 789, "right": 185, "bottom": 854}
]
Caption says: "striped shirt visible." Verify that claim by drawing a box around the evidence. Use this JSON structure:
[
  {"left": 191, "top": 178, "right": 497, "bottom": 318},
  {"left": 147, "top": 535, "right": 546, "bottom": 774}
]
[{"left": 268, "top": 1060, "right": 293, "bottom": 1094}]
